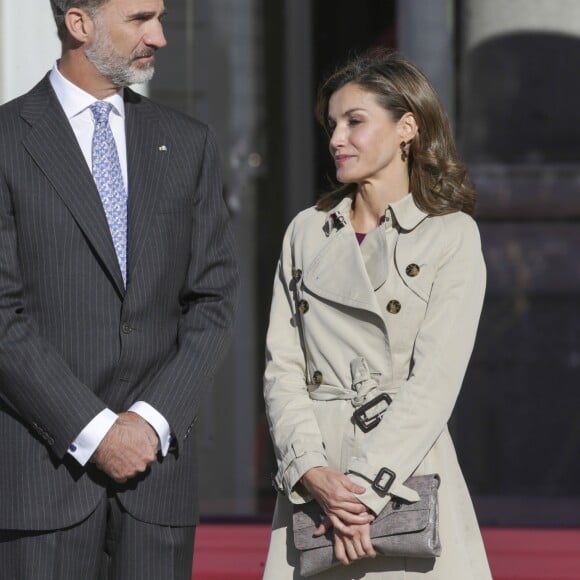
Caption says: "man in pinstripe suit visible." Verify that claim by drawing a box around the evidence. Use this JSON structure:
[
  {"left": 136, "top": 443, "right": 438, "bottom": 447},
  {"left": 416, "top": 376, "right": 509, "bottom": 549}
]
[{"left": 0, "top": 0, "right": 238, "bottom": 578}]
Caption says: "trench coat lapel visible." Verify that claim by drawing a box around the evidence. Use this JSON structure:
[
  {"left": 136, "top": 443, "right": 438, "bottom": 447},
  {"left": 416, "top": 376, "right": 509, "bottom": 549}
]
[
  {"left": 303, "top": 199, "right": 383, "bottom": 320},
  {"left": 20, "top": 76, "right": 125, "bottom": 296},
  {"left": 124, "top": 89, "right": 170, "bottom": 284}
]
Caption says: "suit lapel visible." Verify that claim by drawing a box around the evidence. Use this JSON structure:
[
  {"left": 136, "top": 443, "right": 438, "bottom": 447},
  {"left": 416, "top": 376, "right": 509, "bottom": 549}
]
[
  {"left": 20, "top": 77, "right": 125, "bottom": 296},
  {"left": 124, "top": 89, "right": 170, "bottom": 283}
]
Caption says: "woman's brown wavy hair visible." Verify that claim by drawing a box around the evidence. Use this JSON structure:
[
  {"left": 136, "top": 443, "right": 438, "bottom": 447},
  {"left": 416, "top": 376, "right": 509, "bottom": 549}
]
[{"left": 315, "top": 49, "right": 476, "bottom": 216}]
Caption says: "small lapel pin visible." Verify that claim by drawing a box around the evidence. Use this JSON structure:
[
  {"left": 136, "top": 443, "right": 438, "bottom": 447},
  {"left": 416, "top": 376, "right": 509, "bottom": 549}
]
[{"left": 158, "top": 145, "right": 167, "bottom": 152}]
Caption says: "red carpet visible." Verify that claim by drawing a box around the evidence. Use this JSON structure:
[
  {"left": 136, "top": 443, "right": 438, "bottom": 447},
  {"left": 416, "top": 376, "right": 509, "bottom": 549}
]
[
  {"left": 192, "top": 524, "right": 580, "bottom": 580},
  {"left": 192, "top": 524, "right": 270, "bottom": 580}
]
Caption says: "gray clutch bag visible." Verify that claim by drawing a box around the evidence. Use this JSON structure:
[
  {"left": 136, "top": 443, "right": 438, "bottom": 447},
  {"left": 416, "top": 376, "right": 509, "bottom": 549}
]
[{"left": 293, "top": 474, "right": 441, "bottom": 577}]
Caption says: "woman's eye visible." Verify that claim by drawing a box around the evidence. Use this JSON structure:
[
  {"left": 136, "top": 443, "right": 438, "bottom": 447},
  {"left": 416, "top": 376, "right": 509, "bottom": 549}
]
[{"left": 348, "top": 118, "right": 361, "bottom": 126}]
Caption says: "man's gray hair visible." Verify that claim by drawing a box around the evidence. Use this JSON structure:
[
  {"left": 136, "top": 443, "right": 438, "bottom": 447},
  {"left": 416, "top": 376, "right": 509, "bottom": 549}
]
[{"left": 50, "top": 0, "right": 108, "bottom": 42}]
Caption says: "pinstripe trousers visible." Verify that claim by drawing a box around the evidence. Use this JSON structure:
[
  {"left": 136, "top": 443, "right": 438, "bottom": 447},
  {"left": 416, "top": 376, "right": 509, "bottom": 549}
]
[{"left": 0, "top": 494, "right": 196, "bottom": 580}]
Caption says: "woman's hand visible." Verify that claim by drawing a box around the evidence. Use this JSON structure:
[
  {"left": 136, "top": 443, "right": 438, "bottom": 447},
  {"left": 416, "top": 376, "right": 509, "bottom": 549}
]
[
  {"left": 300, "top": 467, "right": 374, "bottom": 536},
  {"left": 333, "top": 522, "right": 376, "bottom": 565}
]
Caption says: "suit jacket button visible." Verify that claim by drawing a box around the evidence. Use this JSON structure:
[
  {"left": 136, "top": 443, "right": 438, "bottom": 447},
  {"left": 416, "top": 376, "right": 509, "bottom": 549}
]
[
  {"left": 406, "top": 263, "right": 420, "bottom": 277},
  {"left": 298, "top": 300, "right": 309, "bottom": 314},
  {"left": 313, "top": 371, "right": 323, "bottom": 385},
  {"left": 121, "top": 323, "right": 133, "bottom": 334},
  {"left": 292, "top": 268, "right": 302, "bottom": 281},
  {"left": 386, "top": 300, "right": 401, "bottom": 314}
]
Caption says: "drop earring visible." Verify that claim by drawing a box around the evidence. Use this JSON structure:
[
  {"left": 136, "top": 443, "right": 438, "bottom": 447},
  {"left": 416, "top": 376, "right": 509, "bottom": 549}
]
[{"left": 400, "top": 140, "right": 408, "bottom": 162}]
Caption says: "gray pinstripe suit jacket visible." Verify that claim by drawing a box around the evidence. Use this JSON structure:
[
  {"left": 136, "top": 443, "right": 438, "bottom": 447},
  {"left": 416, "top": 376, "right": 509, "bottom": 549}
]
[{"left": 0, "top": 76, "right": 239, "bottom": 531}]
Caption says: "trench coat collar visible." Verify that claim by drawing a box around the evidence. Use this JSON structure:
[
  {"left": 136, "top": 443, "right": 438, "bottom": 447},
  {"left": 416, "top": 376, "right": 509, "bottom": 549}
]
[
  {"left": 388, "top": 193, "right": 430, "bottom": 231},
  {"left": 323, "top": 193, "right": 429, "bottom": 235}
]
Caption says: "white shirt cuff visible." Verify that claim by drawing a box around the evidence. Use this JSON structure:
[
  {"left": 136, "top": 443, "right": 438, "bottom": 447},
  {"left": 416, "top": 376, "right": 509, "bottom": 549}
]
[
  {"left": 129, "top": 401, "right": 172, "bottom": 456},
  {"left": 68, "top": 408, "right": 118, "bottom": 466}
]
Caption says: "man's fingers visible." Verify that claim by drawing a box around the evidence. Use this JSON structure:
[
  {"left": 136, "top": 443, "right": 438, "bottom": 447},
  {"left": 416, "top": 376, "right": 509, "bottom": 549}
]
[
  {"left": 91, "top": 415, "right": 159, "bottom": 483},
  {"left": 93, "top": 448, "right": 154, "bottom": 482}
]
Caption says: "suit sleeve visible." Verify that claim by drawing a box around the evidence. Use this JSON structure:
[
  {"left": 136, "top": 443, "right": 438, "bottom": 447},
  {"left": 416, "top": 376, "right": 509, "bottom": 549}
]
[
  {"left": 133, "top": 126, "right": 239, "bottom": 446},
  {"left": 263, "top": 221, "right": 329, "bottom": 502},
  {"left": 0, "top": 170, "right": 108, "bottom": 458},
  {"left": 347, "top": 215, "right": 486, "bottom": 515}
]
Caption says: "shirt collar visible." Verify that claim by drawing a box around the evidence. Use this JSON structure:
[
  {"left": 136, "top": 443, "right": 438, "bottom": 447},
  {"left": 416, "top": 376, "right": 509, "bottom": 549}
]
[{"left": 49, "top": 61, "right": 126, "bottom": 121}]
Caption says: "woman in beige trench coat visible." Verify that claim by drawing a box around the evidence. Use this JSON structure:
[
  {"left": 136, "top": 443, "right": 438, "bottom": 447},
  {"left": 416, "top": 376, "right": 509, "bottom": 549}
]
[{"left": 263, "top": 50, "right": 493, "bottom": 579}]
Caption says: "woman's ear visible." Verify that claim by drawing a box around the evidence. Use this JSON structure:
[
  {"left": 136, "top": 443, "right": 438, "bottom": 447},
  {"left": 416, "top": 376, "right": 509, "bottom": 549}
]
[
  {"left": 397, "top": 112, "right": 418, "bottom": 142},
  {"left": 64, "top": 8, "right": 94, "bottom": 43}
]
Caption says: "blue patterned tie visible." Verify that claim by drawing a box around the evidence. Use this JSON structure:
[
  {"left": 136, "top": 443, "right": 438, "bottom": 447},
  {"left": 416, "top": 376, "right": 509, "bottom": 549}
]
[{"left": 90, "top": 101, "right": 128, "bottom": 286}]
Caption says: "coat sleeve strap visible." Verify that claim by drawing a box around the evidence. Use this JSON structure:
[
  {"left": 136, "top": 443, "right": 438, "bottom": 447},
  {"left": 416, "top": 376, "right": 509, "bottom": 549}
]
[{"left": 348, "top": 458, "right": 421, "bottom": 503}]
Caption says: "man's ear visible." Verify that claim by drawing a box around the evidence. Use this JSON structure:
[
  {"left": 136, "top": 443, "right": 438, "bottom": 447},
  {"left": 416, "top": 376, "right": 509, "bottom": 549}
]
[
  {"left": 64, "top": 8, "right": 95, "bottom": 43},
  {"left": 397, "top": 112, "right": 418, "bottom": 142}
]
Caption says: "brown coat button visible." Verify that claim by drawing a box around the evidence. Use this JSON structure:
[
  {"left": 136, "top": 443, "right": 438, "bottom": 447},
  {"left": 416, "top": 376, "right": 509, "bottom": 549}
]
[
  {"left": 386, "top": 300, "right": 401, "bottom": 314},
  {"left": 298, "top": 300, "right": 309, "bottom": 314},
  {"left": 313, "top": 371, "right": 323, "bottom": 385},
  {"left": 292, "top": 268, "right": 302, "bottom": 281},
  {"left": 406, "top": 263, "right": 420, "bottom": 277}
]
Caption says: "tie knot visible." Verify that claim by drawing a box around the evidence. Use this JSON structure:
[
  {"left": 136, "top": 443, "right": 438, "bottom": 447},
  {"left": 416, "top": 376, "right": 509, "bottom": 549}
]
[{"left": 90, "top": 101, "right": 114, "bottom": 124}]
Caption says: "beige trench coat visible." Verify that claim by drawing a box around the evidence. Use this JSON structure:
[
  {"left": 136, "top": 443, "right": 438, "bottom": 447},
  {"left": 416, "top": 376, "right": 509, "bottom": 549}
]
[{"left": 263, "top": 194, "right": 492, "bottom": 579}]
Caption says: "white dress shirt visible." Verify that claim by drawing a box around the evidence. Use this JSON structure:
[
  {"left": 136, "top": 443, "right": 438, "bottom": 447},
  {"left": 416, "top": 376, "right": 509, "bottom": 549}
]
[{"left": 49, "top": 62, "right": 172, "bottom": 466}]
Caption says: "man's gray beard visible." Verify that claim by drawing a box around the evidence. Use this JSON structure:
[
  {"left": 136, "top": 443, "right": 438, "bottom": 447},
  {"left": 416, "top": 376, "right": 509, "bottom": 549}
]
[{"left": 85, "top": 24, "right": 155, "bottom": 87}]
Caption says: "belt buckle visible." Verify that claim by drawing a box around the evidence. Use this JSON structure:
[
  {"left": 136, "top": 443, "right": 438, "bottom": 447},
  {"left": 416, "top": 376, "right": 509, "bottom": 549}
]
[
  {"left": 352, "top": 392, "right": 392, "bottom": 433},
  {"left": 372, "top": 466, "right": 396, "bottom": 495}
]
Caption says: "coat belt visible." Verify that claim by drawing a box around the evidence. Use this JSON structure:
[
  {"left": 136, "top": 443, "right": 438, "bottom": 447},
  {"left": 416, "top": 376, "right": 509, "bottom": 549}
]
[{"left": 306, "top": 356, "right": 396, "bottom": 405}]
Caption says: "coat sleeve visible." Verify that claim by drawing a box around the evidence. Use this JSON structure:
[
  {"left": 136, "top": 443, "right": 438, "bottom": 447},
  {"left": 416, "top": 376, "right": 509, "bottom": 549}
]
[
  {"left": 264, "top": 220, "right": 329, "bottom": 502},
  {"left": 347, "top": 214, "right": 486, "bottom": 515},
  {"left": 133, "top": 126, "right": 239, "bottom": 445},
  {"left": 0, "top": 168, "right": 107, "bottom": 458}
]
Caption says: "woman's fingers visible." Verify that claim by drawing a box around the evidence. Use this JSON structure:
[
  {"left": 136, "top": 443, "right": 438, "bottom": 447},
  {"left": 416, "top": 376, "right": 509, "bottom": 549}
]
[
  {"left": 355, "top": 523, "right": 376, "bottom": 558},
  {"left": 333, "top": 533, "right": 349, "bottom": 565},
  {"left": 333, "top": 508, "right": 374, "bottom": 526},
  {"left": 313, "top": 511, "right": 373, "bottom": 538},
  {"left": 328, "top": 495, "right": 368, "bottom": 514},
  {"left": 333, "top": 524, "right": 376, "bottom": 564},
  {"left": 312, "top": 516, "right": 332, "bottom": 537},
  {"left": 301, "top": 467, "right": 369, "bottom": 517},
  {"left": 328, "top": 513, "right": 353, "bottom": 536},
  {"left": 343, "top": 536, "right": 360, "bottom": 562},
  {"left": 342, "top": 477, "right": 367, "bottom": 495}
]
